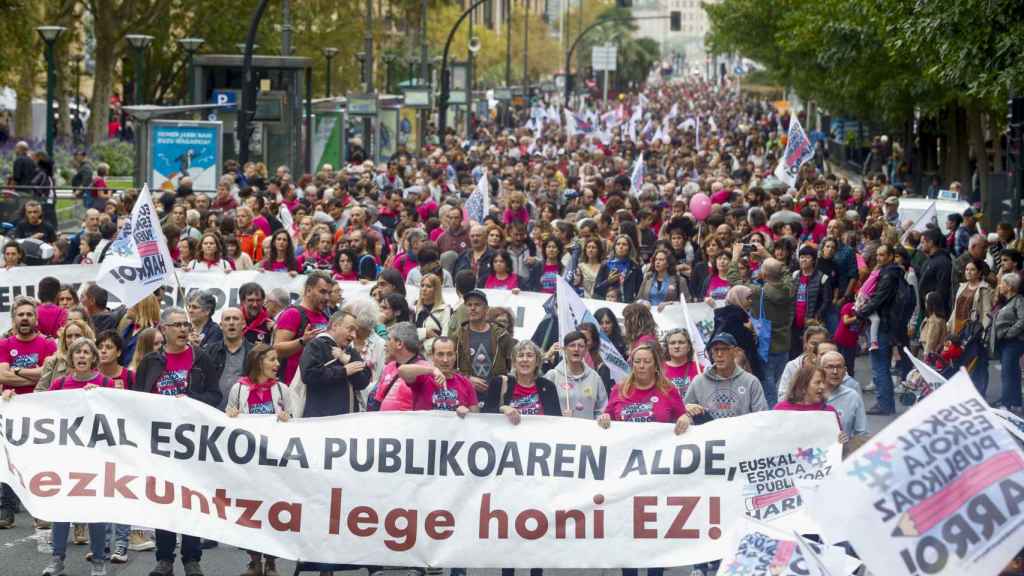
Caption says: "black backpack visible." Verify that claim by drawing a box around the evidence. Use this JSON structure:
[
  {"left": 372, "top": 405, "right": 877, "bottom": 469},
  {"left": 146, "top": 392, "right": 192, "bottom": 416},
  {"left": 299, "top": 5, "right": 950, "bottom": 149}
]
[{"left": 890, "top": 272, "right": 917, "bottom": 344}]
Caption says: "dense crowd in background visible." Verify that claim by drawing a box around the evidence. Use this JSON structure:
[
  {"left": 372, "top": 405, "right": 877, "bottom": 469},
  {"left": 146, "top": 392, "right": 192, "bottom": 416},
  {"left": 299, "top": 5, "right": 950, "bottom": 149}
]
[{"left": 3, "top": 77, "right": 1024, "bottom": 576}]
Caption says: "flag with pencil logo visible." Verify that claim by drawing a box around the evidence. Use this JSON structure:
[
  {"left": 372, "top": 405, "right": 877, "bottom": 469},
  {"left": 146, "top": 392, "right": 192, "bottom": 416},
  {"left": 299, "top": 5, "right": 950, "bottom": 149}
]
[{"left": 810, "top": 369, "right": 1024, "bottom": 576}]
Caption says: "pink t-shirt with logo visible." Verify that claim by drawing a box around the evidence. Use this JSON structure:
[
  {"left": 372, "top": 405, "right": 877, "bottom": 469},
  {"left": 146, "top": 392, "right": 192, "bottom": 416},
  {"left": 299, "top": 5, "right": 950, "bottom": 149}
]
[
  {"left": 409, "top": 371, "right": 478, "bottom": 412},
  {"left": 0, "top": 334, "right": 57, "bottom": 394},
  {"left": 154, "top": 348, "right": 193, "bottom": 396},
  {"left": 376, "top": 360, "right": 417, "bottom": 411},
  {"left": 663, "top": 361, "right": 698, "bottom": 398},
  {"left": 276, "top": 306, "right": 329, "bottom": 383},
  {"left": 605, "top": 384, "right": 686, "bottom": 423},
  {"left": 510, "top": 383, "right": 544, "bottom": 415}
]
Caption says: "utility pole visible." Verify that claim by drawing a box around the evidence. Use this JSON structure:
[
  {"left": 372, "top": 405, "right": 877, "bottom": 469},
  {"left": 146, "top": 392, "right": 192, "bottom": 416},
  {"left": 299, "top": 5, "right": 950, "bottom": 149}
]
[
  {"left": 364, "top": 0, "right": 374, "bottom": 159},
  {"left": 419, "top": 0, "right": 429, "bottom": 149},
  {"left": 282, "top": 0, "right": 293, "bottom": 55},
  {"left": 523, "top": 0, "right": 529, "bottom": 98}
]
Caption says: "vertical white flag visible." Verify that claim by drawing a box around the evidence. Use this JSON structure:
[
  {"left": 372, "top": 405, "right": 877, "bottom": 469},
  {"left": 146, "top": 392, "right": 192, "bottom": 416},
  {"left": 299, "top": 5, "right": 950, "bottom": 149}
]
[
  {"left": 96, "top": 184, "right": 176, "bottom": 308},
  {"left": 629, "top": 152, "right": 645, "bottom": 196},
  {"left": 682, "top": 299, "right": 709, "bottom": 372},
  {"left": 556, "top": 276, "right": 630, "bottom": 382}
]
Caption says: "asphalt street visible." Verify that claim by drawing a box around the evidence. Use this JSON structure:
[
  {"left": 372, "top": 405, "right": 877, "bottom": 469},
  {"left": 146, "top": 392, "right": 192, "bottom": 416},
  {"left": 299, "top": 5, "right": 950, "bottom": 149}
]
[{"left": 0, "top": 354, "right": 1003, "bottom": 576}]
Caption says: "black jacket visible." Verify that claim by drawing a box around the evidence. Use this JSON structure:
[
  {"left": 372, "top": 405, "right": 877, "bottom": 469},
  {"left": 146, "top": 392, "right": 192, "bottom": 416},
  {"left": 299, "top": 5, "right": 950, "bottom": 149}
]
[
  {"left": 857, "top": 263, "right": 903, "bottom": 337},
  {"left": 484, "top": 375, "right": 562, "bottom": 416},
  {"left": 298, "top": 334, "right": 371, "bottom": 417},
  {"left": 594, "top": 259, "right": 642, "bottom": 301},
  {"left": 13, "top": 154, "right": 37, "bottom": 186},
  {"left": 453, "top": 248, "right": 495, "bottom": 287},
  {"left": 713, "top": 304, "right": 764, "bottom": 383},
  {"left": 134, "top": 346, "right": 222, "bottom": 407},
  {"left": 919, "top": 250, "right": 954, "bottom": 317},
  {"left": 203, "top": 338, "right": 255, "bottom": 391}
]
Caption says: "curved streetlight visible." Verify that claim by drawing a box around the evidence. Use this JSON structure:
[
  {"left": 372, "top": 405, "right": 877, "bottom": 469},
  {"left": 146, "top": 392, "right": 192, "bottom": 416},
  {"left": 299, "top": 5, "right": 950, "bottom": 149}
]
[
  {"left": 562, "top": 15, "right": 669, "bottom": 104},
  {"left": 125, "top": 34, "right": 154, "bottom": 106},
  {"left": 238, "top": 0, "right": 272, "bottom": 167},
  {"left": 438, "top": 0, "right": 490, "bottom": 137},
  {"left": 177, "top": 37, "right": 205, "bottom": 105},
  {"left": 37, "top": 25, "right": 66, "bottom": 160}
]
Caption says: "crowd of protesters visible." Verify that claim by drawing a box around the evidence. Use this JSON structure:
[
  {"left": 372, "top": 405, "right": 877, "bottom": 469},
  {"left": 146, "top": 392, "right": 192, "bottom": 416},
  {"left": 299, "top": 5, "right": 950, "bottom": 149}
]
[{"left": 2, "top": 76, "right": 1024, "bottom": 576}]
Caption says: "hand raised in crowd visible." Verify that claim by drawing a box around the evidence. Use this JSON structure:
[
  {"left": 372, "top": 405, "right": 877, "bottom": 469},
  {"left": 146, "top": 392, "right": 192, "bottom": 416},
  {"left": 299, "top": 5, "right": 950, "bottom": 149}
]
[
  {"left": 301, "top": 325, "right": 322, "bottom": 344},
  {"left": 344, "top": 361, "right": 366, "bottom": 376}
]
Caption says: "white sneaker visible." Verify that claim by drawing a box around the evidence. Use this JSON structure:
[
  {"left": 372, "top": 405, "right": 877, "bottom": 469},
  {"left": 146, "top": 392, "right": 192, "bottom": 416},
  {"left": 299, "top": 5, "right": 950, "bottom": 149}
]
[
  {"left": 41, "top": 557, "right": 65, "bottom": 576},
  {"left": 90, "top": 559, "right": 107, "bottom": 576}
]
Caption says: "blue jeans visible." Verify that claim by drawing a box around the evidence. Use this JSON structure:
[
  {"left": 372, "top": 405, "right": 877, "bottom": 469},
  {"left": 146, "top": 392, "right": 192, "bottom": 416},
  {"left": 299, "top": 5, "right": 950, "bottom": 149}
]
[
  {"left": 825, "top": 307, "right": 839, "bottom": 336},
  {"left": 53, "top": 522, "right": 107, "bottom": 561},
  {"left": 155, "top": 529, "right": 202, "bottom": 564},
  {"left": 1000, "top": 339, "right": 1024, "bottom": 408},
  {"left": 107, "top": 523, "right": 130, "bottom": 551},
  {"left": 870, "top": 332, "right": 894, "bottom": 412},
  {"left": 764, "top": 351, "right": 788, "bottom": 406}
]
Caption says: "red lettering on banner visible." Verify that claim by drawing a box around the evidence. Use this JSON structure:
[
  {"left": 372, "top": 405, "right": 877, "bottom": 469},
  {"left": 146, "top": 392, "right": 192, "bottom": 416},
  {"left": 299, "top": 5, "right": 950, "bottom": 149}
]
[
  {"left": 268, "top": 501, "right": 302, "bottom": 533},
  {"left": 555, "top": 510, "right": 586, "bottom": 539},
  {"left": 30, "top": 471, "right": 61, "bottom": 497},
  {"left": 350, "top": 506, "right": 379, "bottom": 537},
  {"left": 235, "top": 498, "right": 263, "bottom": 528},
  {"left": 633, "top": 496, "right": 658, "bottom": 538},
  {"left": 103, "top": 461, "right": 137, "bottom": 499},
  {"left": 515, "top": 509, "right": 549, "bottom": 540},
  {"left": 68, "top": 472, "right": 97, "bottom": 497},
  {"left": 665, "top": 496, "right": 700, "bottom": 539},
  {"left": 479, "top": 493, "right": 509, "bottom": 538},
  {"left": 425, "top": 510, "right": 455, "bottom": 540},
  {"left": 384, "top": 509, "right": 417, "bottom": 551}
]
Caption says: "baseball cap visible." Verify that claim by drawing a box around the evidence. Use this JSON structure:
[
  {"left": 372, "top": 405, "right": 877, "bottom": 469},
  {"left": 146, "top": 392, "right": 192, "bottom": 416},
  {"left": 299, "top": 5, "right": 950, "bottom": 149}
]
[
  {"left": 464, "top": 289, "right": 488, "bottom": 305},
  {"left": 708, "top": 332, "right": 738, "bottom": 348}
]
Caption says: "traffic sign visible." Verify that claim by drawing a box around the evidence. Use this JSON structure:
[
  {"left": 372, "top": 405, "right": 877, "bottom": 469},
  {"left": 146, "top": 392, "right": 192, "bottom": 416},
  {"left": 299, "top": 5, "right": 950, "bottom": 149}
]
[{"left": 592, "top": 45, "right": 618, "bottom": 72}]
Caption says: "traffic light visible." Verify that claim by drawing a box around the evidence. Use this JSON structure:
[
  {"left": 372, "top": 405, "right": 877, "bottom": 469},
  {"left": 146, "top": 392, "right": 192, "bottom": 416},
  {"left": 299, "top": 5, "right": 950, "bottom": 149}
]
[{"left": 670, "top": 11, "right": 681, "bottom": 31}]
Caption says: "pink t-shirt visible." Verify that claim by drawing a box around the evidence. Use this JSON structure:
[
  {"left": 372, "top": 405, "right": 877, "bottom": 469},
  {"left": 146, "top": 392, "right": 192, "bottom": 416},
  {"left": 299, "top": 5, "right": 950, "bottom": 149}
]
[
  {"left": 276, "top": 306, "right": 330, "bottom": 383},
  {"left": 509, "top": 383, "right": 545, "bottom": 415},
  {"left": 663, "top": 361, "right": 699, "bottom": 398},
  {"left": 605, "top": 384, "right": 686, "bottom": 423},
  {"left": 794, "top": 274, "right": 811, "bottom": 329},
  {"left": 0, "top": 334, "right": 57, "bottom": 394},
  {"left": 834, "top": 302, "right": 860, "bottom": 348},
  {"left": 707, "top": 274, "right": 731, "bottom": 300},
  {"left": 252, "top": 215, "right": 272, "bottom": 237},
  {"left": 485, "top": 274, "right": 519, "bottom": 290},
  {"left": 376, "top": 360, "right": 417, "bottom": 412},
  {"left": 51, "top": 372, "right": 115, "bottom": 391},
  {"left": 409, "top": 371, "right": 479, "bottom": 412},
  {"left": 154, "top": 348, "right": 193, "bottom": 396},
  {"left": 36, "top": 303, "right": 68, "bottom": 338},
  {"left": 263, "top": 259, "right": 293, "bottom": 273},
  {"left": 417, "top": 198, "right": 439, "bottom": 222}
]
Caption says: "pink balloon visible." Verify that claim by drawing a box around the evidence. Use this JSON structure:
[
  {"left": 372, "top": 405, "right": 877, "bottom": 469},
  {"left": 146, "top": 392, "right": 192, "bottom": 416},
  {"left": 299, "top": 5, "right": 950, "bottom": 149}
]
[{"left": 690, "top": 193, "right": 712, "bottom": 221}]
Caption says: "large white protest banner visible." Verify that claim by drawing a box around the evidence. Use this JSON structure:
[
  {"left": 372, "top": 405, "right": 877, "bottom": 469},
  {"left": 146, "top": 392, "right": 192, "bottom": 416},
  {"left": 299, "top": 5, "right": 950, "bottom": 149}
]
[
  {"left": 773, "top": 117, "right": 815, "bottom": 187},
  {"left": 95, "top": 184, "right": 176, "bottom": 308},
  {"left": 0, "top": 266, "right": 714, "bottom": 342},
  {"left": 811, "top": 370, "right": 1024, "bottom": 576},
  {"left": 0, "top": 390, "right": 840, "bottom": 567}
]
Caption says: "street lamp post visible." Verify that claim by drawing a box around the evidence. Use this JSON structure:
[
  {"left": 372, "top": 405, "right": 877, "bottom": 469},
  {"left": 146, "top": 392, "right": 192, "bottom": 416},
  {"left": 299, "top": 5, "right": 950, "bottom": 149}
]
[
  {"left": 437, "top": 0, "right": 490, "bottom": 137},
  {"left": 563, "top": 15, "right": 670, "bottom": 103},
  {"left": 125, "top": 34, "right": 154, "bottom": 106},
  {"left": 177, "top": 37, "right": 205, "bottom": 105},
  {"left": 322, "top": 47, "right": 338, "bottom": 97},
  {"left": 383, "top": 54, "right": 396, "bottom": 94},
  {"left": 36, "top": 25, "right": 66, "bottom": 160},
  {"left": 504, "top": 0, "right": 511, "bottom": 87}
]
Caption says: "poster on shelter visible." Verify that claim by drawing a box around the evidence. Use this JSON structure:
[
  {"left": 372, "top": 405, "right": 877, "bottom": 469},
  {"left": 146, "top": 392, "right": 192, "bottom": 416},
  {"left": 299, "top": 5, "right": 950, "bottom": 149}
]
[{"left": 149, "top": 120, "right": 222, "bottom": 192}]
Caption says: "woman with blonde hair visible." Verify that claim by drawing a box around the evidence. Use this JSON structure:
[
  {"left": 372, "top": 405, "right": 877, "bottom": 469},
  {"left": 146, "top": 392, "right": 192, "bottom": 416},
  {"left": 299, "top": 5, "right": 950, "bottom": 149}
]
[
  {"left": 414, "top": 273, "right": 450, "bottom": 356},
  {"left": 36, "top": 319, "right": 95, "bottom": 391},
  {"left": 129, "top": 327, "right": 164, "bottom": 371},
  {"left": 118, "top": 294, "right": 161, "bottom": 365}
]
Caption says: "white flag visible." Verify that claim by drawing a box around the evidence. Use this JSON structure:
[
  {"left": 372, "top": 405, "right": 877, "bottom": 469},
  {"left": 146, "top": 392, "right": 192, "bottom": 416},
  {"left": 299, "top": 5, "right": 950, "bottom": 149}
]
[
  {"left": 556, "top": 276, "right": 629, "bottom": 382},
  {"left": 667, "top": 103, "right": 679, "bottom": 120},
  {"left": 564, "top": 111, "right": 577, "bottom": 137},
  {"left": 682, "top": 299, "right": 709, "bottom": 372},
  {"left": 464, "top": 170, "right": 490, "bottom": 224},
  {"left": 903, "top": 346, "right": 946, "bottom": 388},
  {"left": 96, "top": 184, "right": 176, "bottom": 309},
  {"left": 629, "top": 152, "right": 645, "bottom": 196},
  {"left": 773, "top": 116, "right": 816, "bottom": 186}
]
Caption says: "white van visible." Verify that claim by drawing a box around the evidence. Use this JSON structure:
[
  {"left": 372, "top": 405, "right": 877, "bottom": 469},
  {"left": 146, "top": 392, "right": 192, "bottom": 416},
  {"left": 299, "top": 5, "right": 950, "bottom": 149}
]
[{"left": 897, "top": 197, "right": 970, "bottom": 230}]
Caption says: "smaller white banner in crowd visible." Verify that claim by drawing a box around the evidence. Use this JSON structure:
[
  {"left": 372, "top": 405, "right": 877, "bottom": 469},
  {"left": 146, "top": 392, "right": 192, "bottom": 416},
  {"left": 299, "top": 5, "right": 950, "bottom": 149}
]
[
  {"left": 811, "top": 370, "right": 1024, "bottom": 576},
  {"left": 0, "top": 266, "right": 715, "bottom": 342},
  {"left": 96, "top": 184, "right": 176, "bottom": 308},
  {"left": 1, "top": 390, "right": 841, "bottom": 567},
  {"left": 719, "top": 517, "right": 860, "bottom": 576},
  {"left": 773, "top": 116, "right": 815, "bottom": 187}
]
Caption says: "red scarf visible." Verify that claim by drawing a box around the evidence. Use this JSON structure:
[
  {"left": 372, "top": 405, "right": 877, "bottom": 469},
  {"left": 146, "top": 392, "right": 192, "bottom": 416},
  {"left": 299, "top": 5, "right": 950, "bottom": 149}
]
[
  {"left": 239, "top": 376, "right": 276, "bottom": 408},
  {"left": 243, "top": 307, "right": 271, "bottom": 339}
]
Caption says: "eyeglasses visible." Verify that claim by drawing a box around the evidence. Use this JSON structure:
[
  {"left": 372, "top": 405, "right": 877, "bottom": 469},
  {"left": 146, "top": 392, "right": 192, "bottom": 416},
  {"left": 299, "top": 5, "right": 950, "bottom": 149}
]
[{"left": 163, "top": 322, "right": 191, "bottom": 330}]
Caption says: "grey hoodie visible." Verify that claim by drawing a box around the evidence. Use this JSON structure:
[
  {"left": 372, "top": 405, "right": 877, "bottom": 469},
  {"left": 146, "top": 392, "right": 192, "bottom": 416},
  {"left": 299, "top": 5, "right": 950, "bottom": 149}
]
[
  {"left": 685, "top": 365, "right": 767, "bottom": 420},
  {"left": 544, "top": 360, "right": 608, "bottom": 420},
  {"left": 827, "top": 384, "right": 868, "bottom": 437}
]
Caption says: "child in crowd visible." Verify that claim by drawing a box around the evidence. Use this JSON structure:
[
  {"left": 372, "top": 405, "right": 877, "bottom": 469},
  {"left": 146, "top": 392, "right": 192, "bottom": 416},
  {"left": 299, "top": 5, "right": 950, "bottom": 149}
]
[
  {"left": 834, "top": 295, "right": 860, "bottom": 378},
  {"left": 854, "top": 256, "right": 882, "bottom": 350}
]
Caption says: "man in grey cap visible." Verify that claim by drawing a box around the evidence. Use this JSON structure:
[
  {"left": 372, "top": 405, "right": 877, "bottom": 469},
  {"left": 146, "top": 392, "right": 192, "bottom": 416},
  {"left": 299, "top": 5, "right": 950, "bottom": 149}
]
[
  {"left": 449, "top": 289, "right": 514, "bottom": 406},
  {"left": 884, "top": 195, "right": 900, "bottom": 226},
  {"left": 685, "top": 332, "right": 768, "bottom": 420}
]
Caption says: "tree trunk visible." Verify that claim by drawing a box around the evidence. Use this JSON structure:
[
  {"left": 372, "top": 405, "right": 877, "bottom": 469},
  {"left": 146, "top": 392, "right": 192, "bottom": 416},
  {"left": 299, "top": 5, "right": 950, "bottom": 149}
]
[
  {"left": 14, "top": 57, "right": 35, "bottom": 140},
  {"left": 87, "top": 34, "right": 117, "bottom": 146},
  {"left": 990, "top": 112, "right": 1003, "bottom": 173}
]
